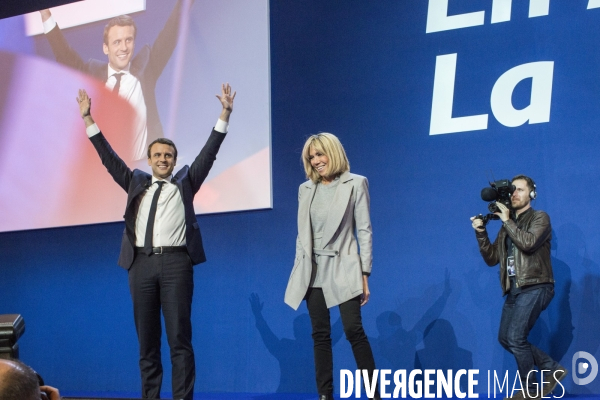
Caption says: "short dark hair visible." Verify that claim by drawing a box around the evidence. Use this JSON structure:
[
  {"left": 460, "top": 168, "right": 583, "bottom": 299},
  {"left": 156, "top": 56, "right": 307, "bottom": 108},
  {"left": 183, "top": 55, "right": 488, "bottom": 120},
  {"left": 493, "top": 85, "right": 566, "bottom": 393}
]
[
  {"left": 512, "top": 174, "right": 536, "bottom": 193},
  {"left": 0, "top": 359, "right": 40, "bottom": 400},
  {"left": 147, "top": 138, "right": 178, "bottom": 160},
  {"left": 103, "top": 15, "right": 137, "bottom": 45}
]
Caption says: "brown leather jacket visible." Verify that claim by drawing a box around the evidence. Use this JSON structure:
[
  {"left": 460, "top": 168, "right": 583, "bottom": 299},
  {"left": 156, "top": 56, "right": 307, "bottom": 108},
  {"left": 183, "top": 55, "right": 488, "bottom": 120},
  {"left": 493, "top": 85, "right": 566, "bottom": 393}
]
[{"left": 476, "top": 208, "right": 554, "bottom": 295}]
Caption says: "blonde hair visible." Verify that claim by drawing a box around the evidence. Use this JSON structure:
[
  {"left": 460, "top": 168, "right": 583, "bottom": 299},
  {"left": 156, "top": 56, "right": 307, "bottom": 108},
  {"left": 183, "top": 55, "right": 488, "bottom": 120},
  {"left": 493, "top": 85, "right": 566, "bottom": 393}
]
[{"left": 301, "top": 133, "right": 350, "bottom": 183}]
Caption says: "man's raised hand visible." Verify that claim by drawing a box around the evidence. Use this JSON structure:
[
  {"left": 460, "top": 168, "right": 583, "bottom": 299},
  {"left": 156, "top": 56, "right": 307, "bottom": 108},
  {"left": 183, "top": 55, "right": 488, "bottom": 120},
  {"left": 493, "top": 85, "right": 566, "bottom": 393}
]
[
  {"left": 76, "top": 89, "right": 95, "bottom": 127},
  {"left": 76, "top": 89, "right": 91, "bottom": 118},
  {"left": 216, "top": 83, "right": 236, "bottom": 122}
]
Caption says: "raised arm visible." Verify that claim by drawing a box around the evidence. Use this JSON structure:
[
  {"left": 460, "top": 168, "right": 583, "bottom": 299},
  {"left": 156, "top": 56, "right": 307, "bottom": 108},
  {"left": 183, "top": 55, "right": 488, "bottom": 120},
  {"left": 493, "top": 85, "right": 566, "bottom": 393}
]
[
  {"left": 39, "top": 9, "right": 51, "bottom": 22},
  {"left": 76, "top": 89, "right": 95, "bottom": 128},
  {"left": 76, "top": 89, "right": 133, "bottom": 191},
  {"left": 188, "top": 83, "right": 236, "bottom": 193},
  {"left": 41, "top": 9, "right": 88, "bottom": 72},
  {"left": 147, "top": 0, "right": 194, "bottom": 77},
  {"left": 216, "top": 82, "right": 235, "bottom": 123},
  {"left": 249, "top": 293, "right": 284, "bottom": 357}
]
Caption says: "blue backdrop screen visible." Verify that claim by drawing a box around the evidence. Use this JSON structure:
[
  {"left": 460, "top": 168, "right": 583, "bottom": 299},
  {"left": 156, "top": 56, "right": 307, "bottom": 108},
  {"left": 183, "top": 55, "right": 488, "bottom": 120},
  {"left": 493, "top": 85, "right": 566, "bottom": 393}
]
[{"left": 1, "top": 0, "right": 599, "bottom": 397}]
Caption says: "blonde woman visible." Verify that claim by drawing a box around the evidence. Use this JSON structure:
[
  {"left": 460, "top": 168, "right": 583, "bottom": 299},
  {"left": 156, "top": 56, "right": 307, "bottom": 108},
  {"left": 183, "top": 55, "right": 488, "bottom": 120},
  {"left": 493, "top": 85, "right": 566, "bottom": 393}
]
[{"left": 285, "top": 133, "right": 379, "bottom": 400}]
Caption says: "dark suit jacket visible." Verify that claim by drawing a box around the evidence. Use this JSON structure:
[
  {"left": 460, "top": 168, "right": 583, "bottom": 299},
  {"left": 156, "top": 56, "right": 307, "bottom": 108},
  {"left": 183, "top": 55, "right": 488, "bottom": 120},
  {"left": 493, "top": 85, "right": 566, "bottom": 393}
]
[
  {"left": 46, "top": 0, "right": 182, "bottom": 144},
  {"left": 90, "top": 129, "right": 226, "bottom": 270}
]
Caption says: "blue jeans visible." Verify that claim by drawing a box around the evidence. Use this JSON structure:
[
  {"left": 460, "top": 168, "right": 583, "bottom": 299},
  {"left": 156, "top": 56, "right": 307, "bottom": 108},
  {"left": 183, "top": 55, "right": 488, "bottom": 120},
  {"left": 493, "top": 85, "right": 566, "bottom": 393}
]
[{"left": 498, "top": 285, "right": 558, "bottom": 393}]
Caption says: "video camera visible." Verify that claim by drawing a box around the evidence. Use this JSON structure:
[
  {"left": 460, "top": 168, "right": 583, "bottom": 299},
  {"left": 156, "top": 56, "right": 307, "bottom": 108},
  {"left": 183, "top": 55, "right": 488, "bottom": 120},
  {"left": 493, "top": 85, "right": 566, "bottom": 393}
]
[{"left": 474, "top": 179, "right": 515, "bottom": 225}]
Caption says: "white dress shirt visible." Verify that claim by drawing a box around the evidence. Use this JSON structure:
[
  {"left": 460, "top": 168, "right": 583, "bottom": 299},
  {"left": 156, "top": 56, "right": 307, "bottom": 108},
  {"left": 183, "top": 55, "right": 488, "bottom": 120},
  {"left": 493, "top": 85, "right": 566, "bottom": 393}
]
[
  {"left": 134, "top": 177, "right": 186, "bottom": 247},
  {"left": 86, "top": 119, "right": 228, "bottom": 247},
  {"left": 106, "top": 65, "right": 148, "bottom": 161}
]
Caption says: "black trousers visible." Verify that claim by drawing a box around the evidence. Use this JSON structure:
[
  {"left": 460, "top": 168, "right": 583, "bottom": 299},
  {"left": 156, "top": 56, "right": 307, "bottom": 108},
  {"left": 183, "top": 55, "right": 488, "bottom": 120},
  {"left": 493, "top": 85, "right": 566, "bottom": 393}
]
[
  {"left": 305, "top": 288, "right": 377, "bottom": 396},
  {"left": 129, "top": 252, "right": 195, "bottom": 400}
]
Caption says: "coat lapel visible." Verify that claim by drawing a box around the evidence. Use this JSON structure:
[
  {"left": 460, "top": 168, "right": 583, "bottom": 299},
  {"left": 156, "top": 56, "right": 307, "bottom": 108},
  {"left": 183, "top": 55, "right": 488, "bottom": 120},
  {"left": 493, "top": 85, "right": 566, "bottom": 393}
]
[
  {"left": 127, "top": 176, "right": 152, "bottom": 208},
  {"left": 320, "top": 172, "right": 353, "bottom": 249},
  {"left": 171, "top": 172, "right": 183, "bottom": 194},
  {"left": 298, "top": 180, "right": 316, "bottom": 256}
]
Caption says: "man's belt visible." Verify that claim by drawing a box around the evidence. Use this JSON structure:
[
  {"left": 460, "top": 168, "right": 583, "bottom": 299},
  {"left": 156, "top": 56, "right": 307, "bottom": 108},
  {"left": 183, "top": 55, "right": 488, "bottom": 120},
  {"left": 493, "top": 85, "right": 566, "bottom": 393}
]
[{"left": 135, "top": 246, "right": 187, "bottom": 255}]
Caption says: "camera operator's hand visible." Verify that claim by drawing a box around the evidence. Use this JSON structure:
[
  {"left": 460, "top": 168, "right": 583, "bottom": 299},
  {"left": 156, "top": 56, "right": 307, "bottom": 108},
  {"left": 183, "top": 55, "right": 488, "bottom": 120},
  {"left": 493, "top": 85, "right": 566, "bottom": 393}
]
[
  {"left": 470, "top": 216, "right": 486, "bottom": 233},
  {"left": 40, "top": 386, "right": 61, "bottom": 400},
  {"left": 494, "top": 202, "right": 510, "bottom": 222}
]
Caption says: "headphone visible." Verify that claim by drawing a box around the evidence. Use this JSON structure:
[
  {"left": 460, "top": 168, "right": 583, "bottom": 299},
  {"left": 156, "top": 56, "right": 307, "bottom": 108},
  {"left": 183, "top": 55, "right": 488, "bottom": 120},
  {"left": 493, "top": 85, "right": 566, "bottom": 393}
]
[
  {"left": 526, "top": 177, "right": 537, "bottom": 200},
  {"left": 530, "top": 181, "right": 537, "bottom": 200},
  {"left": 513, "top": 175, "right": 537, "bottom": 200}
]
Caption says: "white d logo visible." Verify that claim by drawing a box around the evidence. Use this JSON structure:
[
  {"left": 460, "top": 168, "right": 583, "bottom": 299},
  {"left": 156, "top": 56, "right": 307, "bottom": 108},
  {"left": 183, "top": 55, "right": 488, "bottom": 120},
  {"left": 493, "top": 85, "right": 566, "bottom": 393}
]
[{"left": 573, "top": 351, "right": 598, "bottom": 385}]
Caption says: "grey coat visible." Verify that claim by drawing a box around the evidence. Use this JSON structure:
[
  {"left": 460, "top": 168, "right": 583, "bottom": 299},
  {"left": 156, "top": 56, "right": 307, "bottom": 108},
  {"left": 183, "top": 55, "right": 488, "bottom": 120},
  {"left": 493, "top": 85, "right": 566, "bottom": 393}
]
[{"left": 284, "top": 171, "right": 372, "bottom": 310}]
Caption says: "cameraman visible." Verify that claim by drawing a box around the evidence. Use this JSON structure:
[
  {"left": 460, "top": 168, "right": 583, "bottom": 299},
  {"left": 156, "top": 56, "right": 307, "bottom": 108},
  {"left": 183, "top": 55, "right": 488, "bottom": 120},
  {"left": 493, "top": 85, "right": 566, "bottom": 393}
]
[
  {"left": 0, "top": 359, "right": 61, "bottom": 400},
  {"left": 470, "top": 175, "right": 566, "bottom": 399}
]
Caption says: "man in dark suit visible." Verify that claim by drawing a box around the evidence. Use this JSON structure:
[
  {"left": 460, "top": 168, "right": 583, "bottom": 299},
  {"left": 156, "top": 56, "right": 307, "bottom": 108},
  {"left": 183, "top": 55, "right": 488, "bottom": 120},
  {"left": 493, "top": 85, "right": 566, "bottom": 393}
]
[
  {"left": 40, "top": 1, "right": 189, "bottom": 160},
  {"left": 75, "top": 83, "right": 235, "bottom": 400}
]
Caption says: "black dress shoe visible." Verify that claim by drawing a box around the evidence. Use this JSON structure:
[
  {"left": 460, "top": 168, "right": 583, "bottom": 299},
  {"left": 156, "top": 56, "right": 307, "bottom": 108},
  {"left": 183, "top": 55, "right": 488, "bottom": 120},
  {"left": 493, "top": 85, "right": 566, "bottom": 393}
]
[{"left": 318, "top": 395, "right": 334, "bottom": 400}]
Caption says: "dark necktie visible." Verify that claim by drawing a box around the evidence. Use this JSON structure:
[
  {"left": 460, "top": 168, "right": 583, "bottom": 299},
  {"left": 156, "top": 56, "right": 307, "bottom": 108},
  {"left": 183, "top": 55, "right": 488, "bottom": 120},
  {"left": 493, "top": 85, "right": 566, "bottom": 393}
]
[
  {"left": 112, "top": 72, "right": 124, "bottom": 94},
  {"left": 143, "top": 181, "right": 164, "bottom": 256}
]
